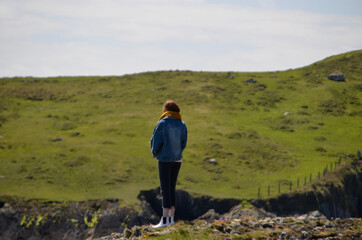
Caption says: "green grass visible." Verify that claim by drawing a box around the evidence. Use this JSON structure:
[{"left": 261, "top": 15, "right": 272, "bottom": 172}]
[{"left": 0, "top": 50, "right": 361, "bottom": 203}]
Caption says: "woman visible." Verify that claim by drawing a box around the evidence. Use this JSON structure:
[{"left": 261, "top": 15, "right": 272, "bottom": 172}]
[{"left": 150, "top": 100, "right": 187, "bottom": 228}]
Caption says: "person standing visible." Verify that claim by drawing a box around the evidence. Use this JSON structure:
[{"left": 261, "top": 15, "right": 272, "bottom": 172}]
[{"left": 150, "top": 100, "right": 187, "bottom": 228}]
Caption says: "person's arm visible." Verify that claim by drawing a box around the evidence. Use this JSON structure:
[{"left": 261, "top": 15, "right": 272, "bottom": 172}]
[
  {"left": 181, "top": 123, "right": 187, "bottom": 150},
  {"left": 150, "top": 122, "right": 163, "bottom": 158}
]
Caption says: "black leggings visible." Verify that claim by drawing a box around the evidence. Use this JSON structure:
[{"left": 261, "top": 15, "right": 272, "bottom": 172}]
[{"left": 158, "top": 161, "right": 181, "bottom": 209}]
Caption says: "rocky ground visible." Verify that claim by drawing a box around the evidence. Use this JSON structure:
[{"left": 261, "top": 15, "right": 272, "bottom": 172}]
[
  {"left": 98, "top": 213, "right": 361, "bottom": 240},
  {"left": 1, "top": 197, "right": 361, "bottom": 239}
]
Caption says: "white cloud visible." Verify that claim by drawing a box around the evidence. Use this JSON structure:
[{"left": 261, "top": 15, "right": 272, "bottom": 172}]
[{"left": 0, "top": 0, "right": 361, "bottom": 77}]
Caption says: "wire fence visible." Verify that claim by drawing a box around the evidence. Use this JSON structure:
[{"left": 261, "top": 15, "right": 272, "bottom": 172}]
[{"left": 257, "top": 154, "right": 352, "bottom": 199}]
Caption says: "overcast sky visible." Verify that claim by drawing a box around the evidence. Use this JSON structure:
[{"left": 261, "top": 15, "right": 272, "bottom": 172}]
[{"left": 0, "top": 0, "right": 361, "bottom": 77}]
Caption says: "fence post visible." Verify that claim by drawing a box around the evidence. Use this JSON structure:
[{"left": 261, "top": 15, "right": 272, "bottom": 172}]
[
  {"left": 289, "top": 181, "right": 292, "bottom": 191},
  {"left": 304, "top": 176, "right": 306, "bottom": 186},
  {"left": 278, "top": 182, "right": 280, "bottom": 194},
  {"left": 258, "top": 186, "right": 261, "bottom": 199},
  {"left": 297, "top": 178, "right": 299, "bottom": 187},
  {"left": 310, "top": 173, "right": 312, "bottom": 183},
  {"left": 268, "top": 185, "right": 270, "bottom": 196},
  {"left": 318, "top": 172, "right": 320, "bottom": 180},
  {"left": 323, "top": 165, "right": 328, "bottom": 176}
]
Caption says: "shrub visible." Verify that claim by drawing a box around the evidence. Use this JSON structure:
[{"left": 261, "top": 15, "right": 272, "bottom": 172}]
[
  {"left": 319, "top": 99, "right": 345, "bottom": 116},
  {"left": 53, "top": 122, "right": 77, "bottom": 130},
  {"left": 315, "top": 147, "right": 327, "bottom": 152},
  {"left": 64, "top": 156, "right": 90, "bottom": 167},
  {"left": 315, "top": 136, "right": 327, "bottom": 141},
  {"left": 257, "top": 91, "right": 284, "bottom": 107}
]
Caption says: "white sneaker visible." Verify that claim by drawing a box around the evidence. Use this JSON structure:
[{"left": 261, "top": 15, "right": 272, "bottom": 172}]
[
  {"left": 152, "top": 217, "right": 169, "bottom": 229},
  {"left": 169, "top": 216, "right": 175, "bottom": 226}
]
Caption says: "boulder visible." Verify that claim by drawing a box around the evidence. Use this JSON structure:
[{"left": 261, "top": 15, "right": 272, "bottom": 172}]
[
  {"left": 208, "top": 158, "right": 217, "bottom": 165},
  {"left": 245, "top": 79, "right": 257, "bottom": 83},
  {"left": 308, "top": 210, "right": 323, "bottom": 218},
  {"left": 204, "top": 158, "right": 217, "bottom": 165},
  {"left": 284, "top": 112, "right": 291, "bottom": 116},
  {"left": 198, "top": 209, "right": 221, "bottom": 221},
  {"left": 327, "top": 72, "right": 345, "bottom": 82},
  {"left": 223, "top": 205, "right": 276, "bottom": 220}
]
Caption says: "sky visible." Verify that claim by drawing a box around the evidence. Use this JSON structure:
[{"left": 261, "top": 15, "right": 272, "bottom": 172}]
[{"left": 0, "top": 0, "right": 361, "bottom": 77}]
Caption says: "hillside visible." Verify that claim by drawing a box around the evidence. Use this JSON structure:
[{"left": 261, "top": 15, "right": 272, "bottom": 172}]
[{"left": 0, "top": 50, "right": 361, "bottom": 203}]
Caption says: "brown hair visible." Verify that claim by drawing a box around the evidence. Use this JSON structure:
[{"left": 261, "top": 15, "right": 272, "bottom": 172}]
[{"left": 163, "top": 100, "right": 180, "bottom": 113}]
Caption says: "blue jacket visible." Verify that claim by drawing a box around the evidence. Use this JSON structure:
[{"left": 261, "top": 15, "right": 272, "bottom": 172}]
[{"left": 150, "top": 117, "right": 187, "bottom": 162}]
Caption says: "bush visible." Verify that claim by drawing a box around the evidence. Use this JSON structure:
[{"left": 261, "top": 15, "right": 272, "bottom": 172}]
[
  {"left": 315, "top": 147, "right": 327, "bottom": 152},
  {"left": 319, "top": 99, "right": 345, "bottom": 116},
  {"left": 53, "top": 122, "right": 77, "bottom": 130},
  {"left": 315, "top": 136, "right": 327, "bottom": 141}
]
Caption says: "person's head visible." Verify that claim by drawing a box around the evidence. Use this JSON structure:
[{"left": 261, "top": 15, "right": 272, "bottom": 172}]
[{"left": 163, "top": 100, "right": 180, "bottom": 113}]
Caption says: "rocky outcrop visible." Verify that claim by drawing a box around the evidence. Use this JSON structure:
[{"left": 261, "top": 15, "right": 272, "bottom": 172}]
[
  {"left": 0, "top": 164, "right": 360, "bottom": 239},
  {"left": 0, "top": 189, "right": 241, "bottom": 240},
  {"left": 222, "top": 204, "right": 277, "bottom": 220},
  {"left": 138, "top": 188, "right": 241, "bottom": 221},
  {"left": 256, "top": 164, "right": 362, "bottom": 218},
  {"left": 97, "top": 214, "right": 362, "bottom": 240},
  {"left": 0, "top": 199, "right": 156, "bottom": 240}
]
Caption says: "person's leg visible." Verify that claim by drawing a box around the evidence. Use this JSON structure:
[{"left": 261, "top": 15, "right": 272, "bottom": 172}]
[
  {"left": 163, "top": 208, "right": 171, "bottom": 217},
  {"left": 153, "top": 161, "right": 172, "bottom": 228},
  {"left": 170, "top": 162, "right": 181, "bottom": 208},
  {"left": 170, "top": 206, "right": 176, "bottom": 225},
  {"left": 169, "top": 162, "right": 181, "bottom": 224},
  {"left": 159, "top": 161, "right": 172, "bottom": 210}
]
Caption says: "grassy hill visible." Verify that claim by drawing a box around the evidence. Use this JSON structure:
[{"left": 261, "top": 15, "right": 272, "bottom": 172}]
[{"left": 0, "top": 50, "right": 361, "bottom": 203}]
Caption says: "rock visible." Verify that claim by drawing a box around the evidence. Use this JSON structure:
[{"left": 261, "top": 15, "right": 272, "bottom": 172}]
[
  {"left": 99, "top": 232, "right": 123, "bottom": 240},
  {"left": 123, "top": 228, "right": 132, "bottom": 238},
  {"left": 308, "top": 210, "right": 323, "bottom": 218},
  {"left": 262, "top": 222, "right": 273, "bottom": 228},
  {"left": 211, "top": 220, "right": 226, "bottom": 232},
  {"left": 223, "top": 205, "right": 276, "bottom": 220},
  {"left": 284, "top": 112, "right": 291, "bottom": 116},
  {"left": 132, "top": 226, "right": 142, "bottom": 237},
  {"left": 208, "top": 158, "right": 217, "bottom": 164},
  {"left": 198, "top": 209, "right": 220, "bottom": 221},
  {"left": 159, "top": 228, "right": 172, "bottom": 235},
  {"left": 272, "top": 217, "right": 284, "bottom": 225},
  {"left": 250, "top": 199, "right": 260, "bottom": 207},
  {"left": 204, "top": 158, "right": 217, "bottom": 165},
  {"left": 300, "top": 230, "right": 309, "bottom": 239},
  {"left": 325, "top": 220, "right": 335, "bottom": 228},
  {"left": 327, "top": 72, "right": 345, "bottom": 81},
  {"left": 52, "top": 138, "right": 64, "bottom": 142},
  {"left": 245, "top": 79, "right": 257, "bottom": 83},
  {"left": 280, "top": 231, "right": 288, "bottom": 239},
  {"left": 142, "top": 226, "right": 153, "bottom": 233},
  {"left": 229, "top": 219, "right": 241, "bottom": 228}
]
